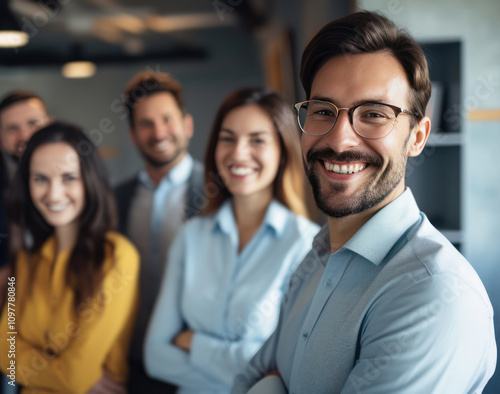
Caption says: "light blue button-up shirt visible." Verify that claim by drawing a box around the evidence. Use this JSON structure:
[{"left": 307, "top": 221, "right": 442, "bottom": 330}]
[
  {"left": 233, "top": 189, "right": 497, "bottom": 394},
  {"left": 127, "top": 154, "right": 194, "bottom": 364},
  {"left": 144, "top": 200, "right": 320, "bottom": 394}
]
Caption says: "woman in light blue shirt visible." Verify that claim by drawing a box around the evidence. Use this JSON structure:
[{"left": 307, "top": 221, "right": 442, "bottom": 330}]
[{"left": 144, "top": 87, "right": 319, "bottom": 393}]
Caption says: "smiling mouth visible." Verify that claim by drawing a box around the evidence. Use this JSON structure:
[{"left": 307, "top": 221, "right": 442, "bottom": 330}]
[
  {"left": 229, "top": 166, "right": 256, "bottom": 176},
  {"left": 150, "top": 140, "right": 172, "bottom": 151},
  {"left": 323, "top": 161, "right": 366, "bottom": 174},
  {"left": 46, "top": 203, "right": 69, "bottom": 212}
]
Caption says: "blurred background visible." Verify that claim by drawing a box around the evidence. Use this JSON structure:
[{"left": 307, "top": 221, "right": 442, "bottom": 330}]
[{"left": 0, "top": 0, "right": 498, "bottom": 391}]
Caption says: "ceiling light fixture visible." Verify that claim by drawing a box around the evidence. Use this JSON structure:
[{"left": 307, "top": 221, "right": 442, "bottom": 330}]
[
  {"left": 62, "top": 61, "right": 96, "bottom": 79},
  {"left": 61, "top": 43, "right": 96, "bottom": 79},
  {"left": 0, "top": 0, "right": 29, "bottom": 48}
]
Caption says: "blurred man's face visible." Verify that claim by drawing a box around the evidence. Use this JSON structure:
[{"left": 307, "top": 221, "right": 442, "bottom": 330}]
[
  {"left": 0, "top": 98, "right": 51, "bottom": 158},
  {"left": 130, "top": 92, "right": 193, "bottom": 170}
]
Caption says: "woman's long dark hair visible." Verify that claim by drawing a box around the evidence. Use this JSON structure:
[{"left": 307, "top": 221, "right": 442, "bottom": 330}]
[{"left": 7, "top": 121, "right": 117, "bottom": 310}]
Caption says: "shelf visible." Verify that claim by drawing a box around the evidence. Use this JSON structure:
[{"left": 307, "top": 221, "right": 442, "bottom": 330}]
[
  {"left": 406, "top": 41, "right": 462, "bottom": 238},
  {"left": 406, "top": 146, "right": 461, "bottom": 230}
]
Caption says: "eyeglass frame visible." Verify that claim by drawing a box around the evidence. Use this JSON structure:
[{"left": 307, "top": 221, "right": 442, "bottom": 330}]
[{"left": 294, "top": 100, "right": 419, "bottom": 139}]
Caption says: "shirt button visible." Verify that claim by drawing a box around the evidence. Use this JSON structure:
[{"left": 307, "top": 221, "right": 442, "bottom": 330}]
[
  {"left": 302, "top": 332, "right": 308, "bottom": 340},
  {"left": 324, "top": 279, "right": 332, "bottom": 287}
]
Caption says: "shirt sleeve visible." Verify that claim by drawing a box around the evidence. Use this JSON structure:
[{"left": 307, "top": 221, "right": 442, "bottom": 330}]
[
  {"left": 231, "top": 227, "right": 318, "bottom": 394},
  {"left": 189, "top": 327, "right": 271, "bottom": 386},
  {"left": 340, "top": 274, "right": 496, "bottom": 394},
  {"left": 144, "top": 227, "right": 225, "bottom": 390},
  {"left": 0, "top": 238, "right": 140, "bottom": 393},
  {"left": 231, "top": 295, "right": 288, "bottom": 394}
]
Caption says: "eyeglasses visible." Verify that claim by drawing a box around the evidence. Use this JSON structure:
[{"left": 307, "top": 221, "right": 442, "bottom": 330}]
[{"left": 294, "top": 100, "right": 418, "bottom": 139}]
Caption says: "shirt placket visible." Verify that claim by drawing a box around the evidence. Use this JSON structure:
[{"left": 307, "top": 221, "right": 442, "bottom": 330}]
[{"left": 289, "top": 253, "right": 350, "bottom": 393}]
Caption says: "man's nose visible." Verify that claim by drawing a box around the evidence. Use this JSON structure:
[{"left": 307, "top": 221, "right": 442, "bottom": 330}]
[
  {"left": 19, "top": 125, "right": 36, "bottom": 142},
  {"left": 152, "top": 122, "right": 170, "bottom": 139},
  {"left": 324, "top": 110, "right": 361, "bottom": 152}
]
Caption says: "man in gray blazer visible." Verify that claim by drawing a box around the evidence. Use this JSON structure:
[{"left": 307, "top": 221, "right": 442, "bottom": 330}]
[{"left": 115, "top": 71, "right": 205, "bottom": 393}]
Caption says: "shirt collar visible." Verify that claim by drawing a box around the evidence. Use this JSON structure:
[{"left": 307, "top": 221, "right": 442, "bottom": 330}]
[
  {"left": 312, "top": 224, "right": 332, "bottom": 267},
  {"left": 138, "top": 154, "right": 193, "bottom": 189},
  {"left": 312, "top": 188, "right": 422, "bottom": 267},
  {"left": 213, "top": 199, "right": 289, "bottom": 238},
  {"left": 343, "top": 188, "right": 421, "bottom": 265},
  {"left": 38, "top": 235, "right": 71, "bottom": 262}
]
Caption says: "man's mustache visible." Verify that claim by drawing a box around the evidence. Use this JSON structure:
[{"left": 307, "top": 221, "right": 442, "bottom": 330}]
[{"left": 305, "top": 147, "right": 383, "bottom": 168}]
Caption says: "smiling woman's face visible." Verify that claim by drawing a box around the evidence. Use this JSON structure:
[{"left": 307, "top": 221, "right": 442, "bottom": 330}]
[
  {"left": 215, "top": 104, "right": 281, "bottom": 201},
  {"left": 29, "top": 142, "right": 85, "bottom": 231}
]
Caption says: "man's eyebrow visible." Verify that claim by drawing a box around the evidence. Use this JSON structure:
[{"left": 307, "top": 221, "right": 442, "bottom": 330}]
[
  {"left": 309, "top": 95, "right": 336, "bottom": 103},
  {"left": 309, "top": 96, "right": 392, "bottom": 107}
]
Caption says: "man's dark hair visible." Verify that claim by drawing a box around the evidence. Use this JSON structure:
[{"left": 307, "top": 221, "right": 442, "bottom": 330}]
[
  {"left": 0, "top": 91, "right": 48, "bottom": 117},
  {"left": 124, "top": 71, "right": 185, "bottom": 128},
  {"left": 301, "top": 11, "right": 431, "bottom": 127}
]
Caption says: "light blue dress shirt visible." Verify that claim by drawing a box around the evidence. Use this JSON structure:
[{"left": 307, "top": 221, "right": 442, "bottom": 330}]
[
  {"left": 233, "top": 189, "right": 497, "bottom": 394},
  {"left": 144, "top": 200, "right": 320, "bottom": 394}
]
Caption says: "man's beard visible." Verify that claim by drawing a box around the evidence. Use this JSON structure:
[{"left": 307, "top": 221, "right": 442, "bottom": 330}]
[
  {"left": 138, "top": 140, "right": 187, "bottom": 169},
  {"left": 304, "top": 146, "right": 407, "bottom": 218}
]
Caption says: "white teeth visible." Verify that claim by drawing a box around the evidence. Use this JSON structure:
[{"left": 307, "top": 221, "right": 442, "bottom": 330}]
[
  {"left": 48, "top": 204, "right": 68, "bottom": 212},
  {"left": 230, "top": 167, "right": 254, "bottom": 176},
  {"left": 153, "top": 141, "right": 170, "bottom": 150},
  {"left": 324, "top": 161, "right": 365, "bottom": 174}
]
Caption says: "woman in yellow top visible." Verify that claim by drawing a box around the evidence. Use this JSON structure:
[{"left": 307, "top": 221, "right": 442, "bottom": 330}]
[{"left": 0, "top": 122, "right": 139, "bottom": 393}]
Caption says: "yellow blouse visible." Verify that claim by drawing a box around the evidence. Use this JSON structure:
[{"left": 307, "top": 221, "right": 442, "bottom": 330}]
[{"left": 0, "top": 231, "right": 139, "bottom": 393}]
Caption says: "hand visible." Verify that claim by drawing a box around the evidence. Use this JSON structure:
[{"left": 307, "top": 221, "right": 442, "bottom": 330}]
[
  {"left": 173, "top": 330, "right": 194, "bottom": 352},
  {"left": 263, "top": 370, "right": 281, "bottom": 378},
  {"left": 87, "top": 372, "right": 126, "bottom": 394}
]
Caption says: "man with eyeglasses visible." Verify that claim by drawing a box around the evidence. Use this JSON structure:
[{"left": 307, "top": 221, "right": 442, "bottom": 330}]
[{"left": 232, "top": 11, "right": 496, "bottom": 394}]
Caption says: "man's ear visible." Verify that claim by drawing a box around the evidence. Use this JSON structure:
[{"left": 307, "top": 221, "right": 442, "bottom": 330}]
[
  {"left": 407, "top": 115, "right": 431, "bottom": 157},
  {"left": 183, "top": 113, "right": 194, "bottom": 140}
]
